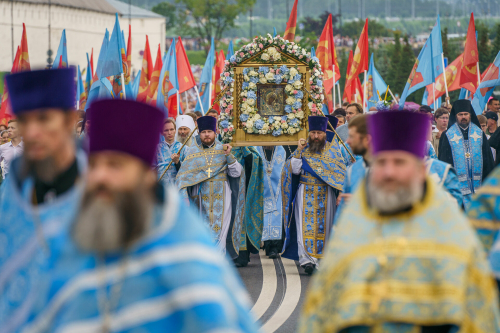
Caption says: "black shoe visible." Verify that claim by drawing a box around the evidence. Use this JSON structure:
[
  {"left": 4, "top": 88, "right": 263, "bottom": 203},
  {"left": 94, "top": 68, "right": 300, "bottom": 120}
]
[
  {"left": 268, "top": 250, "right": 278, "bottom": 259},
  {"left": 303, "top": 263, "right": 315, "bottom": 275}
]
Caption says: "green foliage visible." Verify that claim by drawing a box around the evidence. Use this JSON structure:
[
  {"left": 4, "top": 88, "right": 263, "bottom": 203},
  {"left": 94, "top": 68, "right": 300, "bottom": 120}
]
[
  {"left": 387, "top": 32, "right": 401, "bottom": 94},
  {"left": 186, "top": 50, "right": 207, "bottom": 65},
  {"left": 491, "top": 24, "right": 500, "bottom": 64},
  {"left": 300, "top": 11, "right": 340, "bottom": 37},
  {"left": 477, "top": 22, "right": 491, "bottom": 72},
  {"left": 341, "top": 19, "right": 391, "bottom": 39},
  {"left": 152, "top": 2, "right": 177, "bottom": 31},
  {"left": 399, "top": 35, "right": 416, "bottom": 99}
]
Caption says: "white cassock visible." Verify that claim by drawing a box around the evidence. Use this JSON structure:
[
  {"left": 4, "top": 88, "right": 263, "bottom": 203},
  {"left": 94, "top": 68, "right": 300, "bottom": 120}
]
[
  {"left": 175, "top": 115, "right": 197, "bottom": 146},
  {"left": 291, "top": 157, "right": 336, "bottom": 267}
]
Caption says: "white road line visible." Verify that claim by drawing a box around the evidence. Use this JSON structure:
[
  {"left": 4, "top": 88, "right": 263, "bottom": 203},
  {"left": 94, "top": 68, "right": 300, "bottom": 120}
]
[
  {"left": 260, "top": 258, "right": 301, "bottom": 333},
  {"left": 251, "top": 250, "right": 278, "bottom": 321}
]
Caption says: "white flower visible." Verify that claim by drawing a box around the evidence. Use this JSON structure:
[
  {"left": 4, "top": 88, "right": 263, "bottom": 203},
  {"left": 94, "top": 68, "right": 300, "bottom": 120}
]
[
  {"left": 249, "top": 82, "right": 257, "bottom": 89},
  {"left": 247, "top": 128, "right": 254, "bottom": 133},
  {"left": 293, "top": 80, "right": 303, "bottom": 89},
  {"left": 247, "top": 98, "right": 256, "bottom": 106},
  {"left": 302, "top": 49, "right": 306, "bottom": 55},
  {"left": 289, "top": 128, "right": 296, "bottom": 134},
  {"left": 262, "top": 123, "right": 269, "bottom": 131},
  {"left": 265, "top": 72, "right": 275, "bottom": 81},
  {"left": 268, "top": 47, "right": 277, "bottom": 55},
  {"left": 293, "top": 45, "right": 298, "bottom": 50},
  {"left": 230, "top": 88, "right": 234, "bottom": 92},
  {"left": 249, "top": 70, "right": 258, "bottom": 77},
  {"left": 285, "top": 84, "right": 293, "bottom": 92},
  {"left": 244, "top": 75, "right": 250, "bottom": 81},
  {"left": 296, "top": 111, "right": 304, "bottom": 118},
  {"left": 259, "top": 77, "right": 267, "bottom": 84},
  {"left": 308, "top": 102, "right": 314, "bottom": 109},
  {"left": 242, "top": 102, "right": 249, "bottom": 109},
  {"left": 261, "top": 53, "right": 270, "bottom": 61},
  {"left": 247, "top": 120, "right": 254, "bottom": 128},
  {"left": 320, "top": 94, "right": 324, "bottom": 100},
  {"left": 274, "top": 116, "right": 282, "bottom": 122},
  {"left": 274, "top": 53, "right": 281, "bottom": 60},
  {"left": 288, "top": 113, "right": 295, "bottom": 119},
  {"left": 286, "top": 97, "right": 295, "bottom": 105},
  {"left": 281, "top": 122, "right": 289, "bottom": 129},
  {"left": 254, "top": 114, "right": 261, "bottom": 119},
  {"left": 289, "top": 68, "right": 298, "bottom": 77}
]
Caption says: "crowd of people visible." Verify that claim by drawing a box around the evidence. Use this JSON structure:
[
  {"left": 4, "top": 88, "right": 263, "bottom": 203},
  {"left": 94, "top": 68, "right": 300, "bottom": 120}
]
[{"left": 3, "top": 66, "right": 500, "bottom": 332}]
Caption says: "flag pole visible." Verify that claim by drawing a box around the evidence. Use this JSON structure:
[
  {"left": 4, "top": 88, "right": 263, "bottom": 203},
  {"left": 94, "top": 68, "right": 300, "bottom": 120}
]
[
  {"left": 194, "top": 85, "right": 205, "bottom": 114},
  {"left": 184, "top": 91, "right": 189, "bottom": 112},
  {"left": 363, "top": 70, "right": 367, "bottom": 112},
  {"left": 332, "top": 65, "right": 336, "bottom": 113},
  {"left": 177, "top": 91, "right": 180, "bottom": 116},
  {"left": 208, "top": 82, "right": 213, "bottom": 112},
  {"left": 441, "top": 53, "right": 449, "bottom": 105},
  {"left": 432, "top": 83, "right": 436, "bottom": 110},
  {"left": 477, "top": 62, "right": 481, "bottom": 86},
  {"left": 121, "top": 73, "right": 127, "bottom": 99},
  {"left": 388, "top": 87, "right": 397, "bottom": 103},
  {"left": 337, "top": 82, "right": 341, "bottom": 107}
]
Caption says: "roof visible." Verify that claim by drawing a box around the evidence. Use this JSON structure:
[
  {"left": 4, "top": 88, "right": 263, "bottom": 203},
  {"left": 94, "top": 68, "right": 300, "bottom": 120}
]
[
  {"left": 15, "top": 0, "right": 118, "bottom": 14},
  {"left": 106, "top": 0, "right": 164, "bottom": 19}
]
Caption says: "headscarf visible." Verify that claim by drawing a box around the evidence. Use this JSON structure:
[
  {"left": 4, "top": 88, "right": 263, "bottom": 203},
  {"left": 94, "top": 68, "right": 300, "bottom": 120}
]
[{"left": 447, "top": 99, "right": 480, "bottom": 129}]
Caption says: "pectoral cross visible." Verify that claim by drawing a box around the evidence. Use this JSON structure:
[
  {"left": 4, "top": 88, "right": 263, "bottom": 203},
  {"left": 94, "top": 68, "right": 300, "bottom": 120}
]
[{"left": 207, "top": 167, "right": 213, "bottom": 178}]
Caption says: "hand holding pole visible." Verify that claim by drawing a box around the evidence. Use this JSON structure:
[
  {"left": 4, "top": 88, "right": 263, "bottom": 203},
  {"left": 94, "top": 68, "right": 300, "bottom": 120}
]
[{"left": 158, "top": 125, "right": 198, "bottom": 182}]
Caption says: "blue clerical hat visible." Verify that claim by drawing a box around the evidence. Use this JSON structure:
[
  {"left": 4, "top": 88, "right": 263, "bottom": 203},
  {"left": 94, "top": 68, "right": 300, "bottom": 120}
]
[
  {"left": 197, "top": 116, "right": 217, "bottom": 132},
  {"left": 308, "top": 116, "right": 328, "bottom": 132},
  {"left": 5, "top": 68, "right": 75, "bottom": 115}
]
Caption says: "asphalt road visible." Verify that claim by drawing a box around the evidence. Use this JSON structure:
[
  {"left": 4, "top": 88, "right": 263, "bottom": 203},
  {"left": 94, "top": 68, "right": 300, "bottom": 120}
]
[{"left": 236, "top": 251, "right": 313, "bottom": 333}]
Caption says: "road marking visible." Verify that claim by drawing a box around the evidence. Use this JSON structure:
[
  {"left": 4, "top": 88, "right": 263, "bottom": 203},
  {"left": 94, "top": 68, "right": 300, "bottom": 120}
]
[
  {"left": 260, "top": 258, "right": 301, "bottom": 333},
  {"left": 251, "top": 250, "right": 277, "bottom": 321}
]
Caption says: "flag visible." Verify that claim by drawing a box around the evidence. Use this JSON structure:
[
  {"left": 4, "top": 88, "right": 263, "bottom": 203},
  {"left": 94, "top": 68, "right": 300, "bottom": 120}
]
[
  {"left": 176, "top": 37, "right": 196, "bottom": 94},
  {"left": 211, "top": 50, "right": 225, "bottom": 113},
  {"left": 471, "top": 50, "right": 500, "bottom": 114},
  {"left": 146, "top": 44, "right": 163, "bottom": 105},
  {"left": 85, "top": 53, "right": 92, "bottom": 96},
  {"left": 399, "top": 17, "right": 443, "bottom": 109},
  {"left": 460, "top": 13, "right": 479, "bottom": 94},
  {"left": 365, "top": 53, "right": 389, "bottom": 109},
  {"left": 136, "top": 36, "right": 153, "bottom": 103},
  {"left": 131, "top": 70, "right": 141, "bottom": 99},
  {"left": 126, "top": 25, "right": 132, "bottom": 85},
  {"left": 101, "top": 14, "right": 123, "bottom": 78},
  {"left": 158, "top": 39, "right": 180, "bottom": 117},
  {"left": 310, "top": 46, "right": 315, "bottom": 58},
  {"left": 344, "top": 19, "right": 369, "bottom": 97},
  {"left": 317, "top": 13, "right": 341, "bottom": 110},
  {"left": 425, "top": 53, "right": 463, "bottom": 106},
  {"left": 76, "top": 65, "right": 86, "bottom": 110},
  {"left": 195, "top": 37, "right": 215, "bottom": 114},
  {"left": 283, "top": 0, "right": 298, "bottom": 42},
  {"left": 273, "top": 27, "right": 277, "bottom": 37},
  {"left": 52, "top": 29, "right": 68, "bottom": 68},
  {"left": 226, "top": 40, "right": 234, "bottom": 61},
  {"left": 19, "top": 23, "right": 30, "bottom": 71},
  {"left": 343, "top": 50, "right": 363, "bottom": 103},
  {"left": 96, "top": 30, "right": 109, "bottom": 79},
  {"left": 0, "top": 47, "right": 21, "bottom": 126}
]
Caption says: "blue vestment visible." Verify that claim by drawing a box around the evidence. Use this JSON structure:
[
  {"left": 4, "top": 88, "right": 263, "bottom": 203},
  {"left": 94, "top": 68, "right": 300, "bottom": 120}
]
[
  {"left": 155, "top": 140, "right": 184, "bottom": 186},
  {"left": 19, "top": 187, "right": 259, "bottom": 333},
  {"left": 0, "top": 151, "right": 87, "bottom": 333},
  {"left": 426, "top": 140, "right": 437, "bottom": 159},
  {"left": 299, "top": 178, "right": 500, "bottom": 333},
  {"left": 257, "top": 146, "right": 286, "bottom": 241}
]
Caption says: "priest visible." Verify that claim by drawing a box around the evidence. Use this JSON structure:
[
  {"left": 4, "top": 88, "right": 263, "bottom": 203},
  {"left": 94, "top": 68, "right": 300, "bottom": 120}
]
[
  {"left": 300, "top": 110, "right": 500, "bottom": 333},
  {"left": 175, "top": 114, "right": 197, "bottom": 146},
  {"left": 176, "top": 116, "right": 246, "bottom": 258},
  {"left": 438, "top": 99, "right": 495, "bottom": 208},
  {"left": 281, "top": 116, "right": 347, "bottom": 274}
]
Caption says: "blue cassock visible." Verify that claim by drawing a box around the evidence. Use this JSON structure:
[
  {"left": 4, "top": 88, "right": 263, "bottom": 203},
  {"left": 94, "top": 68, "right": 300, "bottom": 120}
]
[
  {"left": 155, "top": 139, "right": 185, "bottom": 186},
  {"left": 326, "top": 131, "right": 354, "bottom": 168},
  {"left": 19, "top": 186, "right": 259, "bottom": 333},
  {"left": 426, "top": 140, "right": 437, "bottom": 159},
  {"left": 0, "top": 151, "right": 87, "bottom": 333},
  {"left": 257, "top": 146, "right": 286, "bottom": 241}
]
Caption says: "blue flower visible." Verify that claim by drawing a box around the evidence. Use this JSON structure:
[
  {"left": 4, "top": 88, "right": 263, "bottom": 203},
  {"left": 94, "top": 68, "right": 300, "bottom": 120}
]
[
  {"left": 255, "top": 119, "right": 264, "bottom": 129},
  {"left": 294, "top": 74, "right": 302, "bottom": 81},
  {"left": 290, "top": 118, "right": 299, "bottom": 126},
  {"left": 259, "top": 66, "right": 269, "bottom": 74},
  {"left": 293, "top": 101, "right": 302, "bottom": 109},
  {"left": 288, "top": 77, "right": 296, "bottom": 84},
  {"left": 230, "top": 55, "right": 236, "bottom": 63},
  {"left": 250, "top": 77, "right": 259, "bottom": 84},
  {"left": 220, "top": 120, "right": 229, "bottom": 128},
  {"left": 247, "top": 91, "right": 257, "bottom": 99},
  {"left": 281, "top": 115, "right": 288, "bottom": 121},
  {"left": 272, "top": 129, "right": 282, "bottom": 136},
  {"left": 295, "top": 90, "right": 304, "bottom": 99},
  {"left": 242, "top": 82, "right": 249, "bottom": 89},
  {"left": 274, "top": 75, "right": 283, "bottom": 84},
  {"left": 243, "top": 68, "right": 250, "bottom": 75},
  {"left": 268, "top": 117, "right": 275, "bottom": 124},
  {"left": 316, "top": 79, "right": 323, "bottom": 87},
  {"left": 285, "top": 105, "right": 292, "bottom": 113},
  {"left": 240, "top": 114, "right": 249, "bottom": 122},
  {"left": 280, "top": 65, "right": 289, "bottom": 74},
  {"left": 312, "top": 56, "right": 319, "bottom": 63},
  {"left": 224, "top": 76, "right": 234, "bottom": 84}
]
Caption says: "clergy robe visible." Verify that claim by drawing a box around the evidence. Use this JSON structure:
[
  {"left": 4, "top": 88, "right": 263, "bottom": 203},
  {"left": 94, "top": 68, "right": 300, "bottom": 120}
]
[
  {"left": 0, "top": 151, "right": 87, "bottom": 333},
  {"left": 281, "top": 140, "right": 347, "bottom": 267},
  {"left": 20, "top": 186, "right": 259, "bottom": 333},
  {"left": 176, "top": 137, "right": 245, "bottom": 258},
  {"left": 438, "top": 122, "right": 495, "bottom": 208},
  {"left": 155, "top": 139, "right": 184, "bottom": 186},
  {"left": 299, "top": 177, "right": 500, "bottom": 333}
]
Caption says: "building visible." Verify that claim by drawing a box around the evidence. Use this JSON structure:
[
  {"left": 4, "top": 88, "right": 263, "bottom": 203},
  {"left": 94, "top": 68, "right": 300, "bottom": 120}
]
[{"left": 0, "top": 0, "right": 165, "bottom": 76}]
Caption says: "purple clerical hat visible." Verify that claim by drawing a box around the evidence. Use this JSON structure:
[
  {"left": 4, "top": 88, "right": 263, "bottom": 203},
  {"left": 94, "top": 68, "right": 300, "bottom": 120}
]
[
  {"left": 6, "top": 68, "right": 75, "bottom": 115},
  {"left": 308, "top": 116, "right": 328, "bottom": 132},
  {"left": 198, "top": 116, "right": 217, "bottom": 132},
  {"left": 368, "top": 110, "right": 430, "bottom": 159},
  {"left": 88, "top": 99, "right": 163, "bottom": 166},
  {"left": 326, "top": 115, "right": 339, "bottom": 130}
]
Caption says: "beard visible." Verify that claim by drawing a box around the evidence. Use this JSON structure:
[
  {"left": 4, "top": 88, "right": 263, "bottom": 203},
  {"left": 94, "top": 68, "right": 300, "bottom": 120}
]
[
  {"left": 178, "top": 133, "right": 189, "bottom": 144},
  {"left": 459, "top": 118, "right": 470, "bottom": 128},
  {"left": 20, "top": 155, "right": 59, "bottom": 183},
  {"left": 351, "top": 144, "right": 367, "bottom": 156},
  {"left": 201, "top": 136, "right": 215, "bottom": 147},
  {"left": 367, "top": 176, "right": 424, "bottom": 215},
  {"left": 72, "top": 184, "right": 154, "bottom": 253},
  {"left": 308, "top": 136, "right": 326, "bottom": 154}
]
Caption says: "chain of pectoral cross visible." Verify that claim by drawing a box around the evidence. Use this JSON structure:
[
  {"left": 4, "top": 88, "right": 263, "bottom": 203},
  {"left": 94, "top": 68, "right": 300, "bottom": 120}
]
[{"left": 203, "top": 145, "right": 216, "bottom": 178}]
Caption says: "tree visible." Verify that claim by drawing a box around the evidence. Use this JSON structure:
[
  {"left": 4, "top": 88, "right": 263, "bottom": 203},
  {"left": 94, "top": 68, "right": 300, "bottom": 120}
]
[
  {"left": 400, "top": 35, "right": 417, "bottom": 102},
  {"left": 387, "top": 32, "right": 401, "bottom": 95},
  {"left": 152, "top": 2, "right": 178, "bottom": 31},
  {"left": 491, "top": 23, "right": 500, "bottom": 64},
  {"left": 477, "top": 22, "right": 491, "bottom": 72},
  {"left": 341, "top": 19, "right": 391, "bottom": 39},
  {"left": 175, "top": 0, "right": 256, "bottom": 43},
  {"left": 442, "top": 27, "right": 449, "bottom": 59},
  {"left": 300, "top": 11, "right": 340, "bottom": 37}
]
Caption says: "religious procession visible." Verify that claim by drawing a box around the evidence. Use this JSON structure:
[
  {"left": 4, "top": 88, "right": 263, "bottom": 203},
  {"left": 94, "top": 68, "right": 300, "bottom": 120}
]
[{"left": 3, "top": 0, "right": 500, "bottom": 331}]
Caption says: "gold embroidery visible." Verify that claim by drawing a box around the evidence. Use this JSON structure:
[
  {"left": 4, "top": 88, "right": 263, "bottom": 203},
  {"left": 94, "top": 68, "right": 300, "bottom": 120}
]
[
  {"left": 469, "top": 218, "right": 500, "bottom": 230},
  {"left": 301, "top": 176, "right": 328, "bottom": 259}
]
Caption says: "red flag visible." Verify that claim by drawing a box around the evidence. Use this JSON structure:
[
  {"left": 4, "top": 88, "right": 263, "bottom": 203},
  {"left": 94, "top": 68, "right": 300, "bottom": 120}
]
[
  {"left": 345, "top": 19, "right": 369, "bottom": 93},
  {"left": 176, "top": 37, "right": 196, "bottom": 94},
  {"left": 125, "top": 25, "right": 132, "bottom": 85},
  {"left": 460, "top": 13, "right": 479, "bottom": 93},
  {"left": 317, "top": 14, "right": 341, "bottom": 111},
  {"left": 19, "top": 23, "right": 30, "bottom": 71},
  {"left": 91, "top": 48, "right": 99, "bottom": 84},
  {"left": 136, "top": 36, "right": 153, "bottom": 103},
  {"left": 57, "top": 55, "right": 63, "bottom": 69},
  {"left": 211, "top": 50, "right": 226, "bottom": 113},
  {"left": 0, "top": 47, "right": 21, "bottom": 126},
  {"left": 284, "top": 0, "right": 298, "bottom": 42},
  {"left": 146, "top": 44, "right": 163, "bottom": 105},
  {"left": 426, "top": 53, "right": 463, "bottom": 105},
  {"left": 343, "top": 50, "right": 363, "bottom": 104}
]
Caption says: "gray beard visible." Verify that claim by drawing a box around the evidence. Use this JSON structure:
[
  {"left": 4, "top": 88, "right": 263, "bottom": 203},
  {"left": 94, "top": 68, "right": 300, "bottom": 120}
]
[
  {"left": 308, "top": 137, "right": 326, "bottom": 154},
  {"left": 178, "top": 135, "right": 188, "bottom": 144},
  {"left": 367, "top": 177, "right": 424, "bottom": 215},
  {"left": 73, "top": 186, "right": 153, "bottom": 254},
  {"left": 21, "top": 156, "right": 59, "bottom": 183}
]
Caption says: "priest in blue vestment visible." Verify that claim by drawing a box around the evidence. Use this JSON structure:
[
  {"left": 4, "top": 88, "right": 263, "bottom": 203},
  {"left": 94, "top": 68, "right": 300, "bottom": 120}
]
[
  {"left": 326, "top": 114, "right": 355, "bottom": 168},
  {"left": 156, "top": 118, "right": 185, "bottom": 186},
  {"left": 281, "top": 116, "right": 347, "bottom": 274},
  {"left": 176, "top": 116, "right": 246, "bottom": 259},
  {"left": 0, "top": 68, "right": 87, "bottom": 333},
  {"left": 300, "top": 110, "right": 500, "bottom": 333},
  {"left": 438, "top": 99, "right": 495, "bottom": 209},
  {"left": 21, "top": 99, "right": 259, "bottom": 333}
]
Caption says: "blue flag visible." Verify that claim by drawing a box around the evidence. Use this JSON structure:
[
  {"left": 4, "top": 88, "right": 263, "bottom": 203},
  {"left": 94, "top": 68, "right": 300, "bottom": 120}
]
[
  {"left": 366, "top": 53, "right": 389, "bottom": 109},
  {"left": 96, "top": 29, "right": 109, "bottom": 79},
  {"left": 311, "top": 47, "right": 316, "bottom": 58},
  {"left": 226, "top": 40, "right": 234, "bottom": 60},
  {"left": 131, "top": 70, "right": 141, "bottom": 99},
  {"left": 472, "top": 50, "right": 500, "bottom": 115},
  {"left": 399, "top": 16, "right": 443, "bottom": 109},
  {"left": 85, "top": 53, "right": 92, "bottom": 91},
  {"left": 100, "top": 13, "right": 123, "bottom": 78},
  {"left": 52, "top": 29, "right": 68, "bottom": 68},
  {"left": 273, "top": 27, "right": 277, "bottom": 37},
  {"left": 157, "top": 39, "right": 179, "bottom": 115},
  {"left": 76, "top": 65, "right": 84, "bottom": 108},
  {"left": 421, "top": 89, "right": 441, "bottom": 108},
  {"left": 195, "top": 37, "right": 215, "bottom": 114}
]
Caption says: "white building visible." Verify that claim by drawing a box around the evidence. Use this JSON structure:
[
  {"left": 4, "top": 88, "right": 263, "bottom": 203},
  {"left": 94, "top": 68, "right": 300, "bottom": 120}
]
[{"left": 0, "top": 0, "right": 165, "bottom": 76}]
